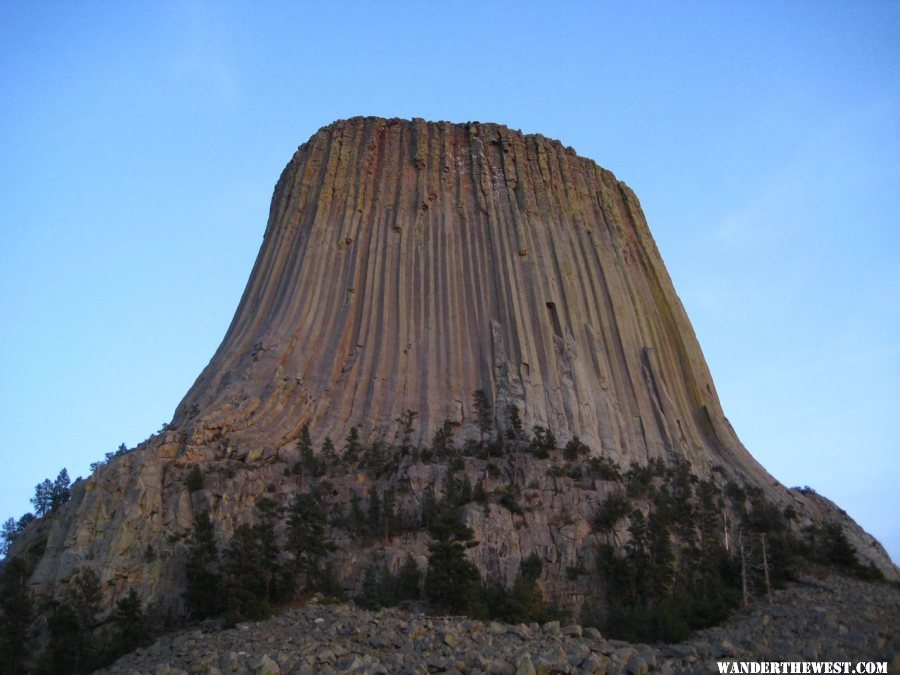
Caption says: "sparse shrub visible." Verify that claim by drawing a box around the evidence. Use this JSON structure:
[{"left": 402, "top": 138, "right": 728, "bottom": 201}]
[
  {"left": 529, "top": 425, "right": 555, "bottom": 458},
  {"left": 594, "top": 493, "right": 631, "bottom": 533},
  {"left": 589, "top": 456, "right": 621, "bottom": 481},
  {"left": 625, "top": 463, "right": 653, "bottom": 497},
  {"left": 498, "top": 488, "right": 523, "bottom": 516},
  {"left": 563, "top": 435, "right": 590, "bottom": 461}
]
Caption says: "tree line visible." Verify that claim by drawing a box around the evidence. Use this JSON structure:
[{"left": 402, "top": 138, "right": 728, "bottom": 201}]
[
  {"left": 0, "top": 562, "right": 148, "bottom": 673},
  {"left": 1, "top": 388, "right": 887, "bottom": 669}
]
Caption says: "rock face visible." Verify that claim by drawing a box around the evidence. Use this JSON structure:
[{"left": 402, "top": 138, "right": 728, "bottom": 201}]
[
  {"left": 172, "top": 117, "right": 765, "bottom": 482},
  {"left": 11, "top": 118, "right": 897, "bottom": 616}
]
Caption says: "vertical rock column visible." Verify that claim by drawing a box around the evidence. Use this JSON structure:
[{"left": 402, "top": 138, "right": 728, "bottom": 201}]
[{"left": 171, "top": 117, "right": 769, "bottom": 486}]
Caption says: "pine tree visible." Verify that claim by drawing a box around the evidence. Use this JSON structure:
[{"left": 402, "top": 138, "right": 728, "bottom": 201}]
[
  {"left": 459, "top": 477, "right": 473, "bottom": 506},
  {"left": 32, "top": 478, "right": 54, "bottom": 517},
  {"left": 367, "top": 489, "right": 382, "bottom": 538},
  {"left": 420, "top": 486, "right": 439, "bottom": 529},
  {"left": 296, "top": 423, "right": 316, "bottom": 477},
  {"left": 348, "top": 492, "right": 366, "bottom": 535},
  {"left": 51, "top": 469, "right": 71, "bottom": 511},
  {"left": 17, "top": 514, "right": 34, "bottom": 531},
  {"left": 648, "top": 511, "right": 675, "bottom": 600},
  {"left": 297, "top": 423, "right": 313, "bottom": 456},
  {"left": 255, "top": 497, "right": 290, "bottom": 603},
  {"left": 363, "top": 441, "right": 384, "bottom": 476},
  {"left": 425, "top": 539, "right": 482, "bottom": 616},
  {"left": 506, "top": 554, "right": 546, "bottom": 623},
  {"left": 821, "top": 523, "right": 858, "bottom": 568},
  {"left": 432, "top": 420, "right": 455, "bottom": 459},
  {"left": 506, "top": 404, "right": 524, "bottom": 441},
  {"left": 108, "top": 588, "right": 147, "bottom": 658},
  {"left": 355, "top": 563, "right": 380, "bottom": 610},
  {"left": 286, "top": 492, "right": 336, "bottom": 591},
  {"left": 594, "top": 493, "right": 630, "bottom": 537},
  {"left": 425, "top": 506, "right": 483, "bottom": 615},
  {"left": 443, "top": 473, "right": 462, "bottom": 508},
  {"left": 315, "top": 563, "right": 346, "bottom": 601},
  {"left": 41, "top": 597, "right": 85, "bottom": 674},
  {"left": 222, "top": 524, "right": 270, "bottom": 620},
  {"left": 472, "top": 389, "right": 493, "bottom": 446},
  {"left": 344, "top": 427, "right": 361, "bottom": 463},
  {"left": 1, "top": 518, "right": 17, "bottom": 557},
  {"left": 39, "top": 570, "right": 104, "bottom": 674},
  {"left": 320, "top": 437, "right": 336, "bottom": 465},
  {"left": 0, "top": 557, "right": 32, "bottom": 673},
  {"left": 184, "top": 511, "right": 221, "bottom": 619},
  {"left": 67, "top": 567, "right": 101, "bottom": 635},
  {"left": 625, "top": 509, "right": 651, "bottom": 603},
  {"left": 397, "top": 409, "right": 418, "bottom": 455},
  {"left": 668, "top": 460, "right": 695, "bottom": 537},
  {"left": 381, "top": 488, "right": 396, "bottom": 543},
  {"left": 396, "top": 554, "right": 421, "bottom": 602}
]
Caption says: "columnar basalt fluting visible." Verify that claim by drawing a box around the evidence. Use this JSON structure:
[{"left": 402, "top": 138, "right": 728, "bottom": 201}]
[
  {"left": 15, "top": 117, "right": 897, "bottom": 619},
  {"left": 172, "top": 117, "right": 765, "bottom": 483}
]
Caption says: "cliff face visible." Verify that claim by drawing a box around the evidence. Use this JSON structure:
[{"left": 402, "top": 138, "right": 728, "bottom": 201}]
[
  {"left": 172, "top": 117, "right": 764, "bottom": 483},
  {"left": 14, "top": 118, "right": 896, "bottom": 615}
]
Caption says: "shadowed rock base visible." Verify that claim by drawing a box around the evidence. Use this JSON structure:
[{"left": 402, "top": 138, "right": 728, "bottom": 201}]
[{"left": 98, "top": 574, "right": 899, "bottom": 674}]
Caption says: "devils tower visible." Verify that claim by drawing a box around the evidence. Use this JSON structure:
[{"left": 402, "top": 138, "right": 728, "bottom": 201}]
[
  {"left": 7, "top": 118, "right": 895, "bottom": 636},
  {"left": 173, "top": 117, "right": 765, "bottom": 482}
]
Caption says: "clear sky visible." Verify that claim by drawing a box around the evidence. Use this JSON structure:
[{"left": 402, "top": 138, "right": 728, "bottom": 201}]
[{"left": 1, "top": 2, "right": 897, "bottom": 563}]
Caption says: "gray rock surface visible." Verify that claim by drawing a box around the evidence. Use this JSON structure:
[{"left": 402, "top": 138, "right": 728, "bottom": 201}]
[{"left": 98, "top": 575, "right": 899, "bottom": 674}]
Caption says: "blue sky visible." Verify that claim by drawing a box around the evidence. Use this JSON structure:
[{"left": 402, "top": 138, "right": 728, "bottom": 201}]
[{"left": 1, "top": 2, "right": 897, "bottom": 563}]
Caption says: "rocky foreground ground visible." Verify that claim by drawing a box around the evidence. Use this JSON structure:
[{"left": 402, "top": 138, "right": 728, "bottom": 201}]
[{"left": 100, "top": 575, "right": 899, "bottom": 674}]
